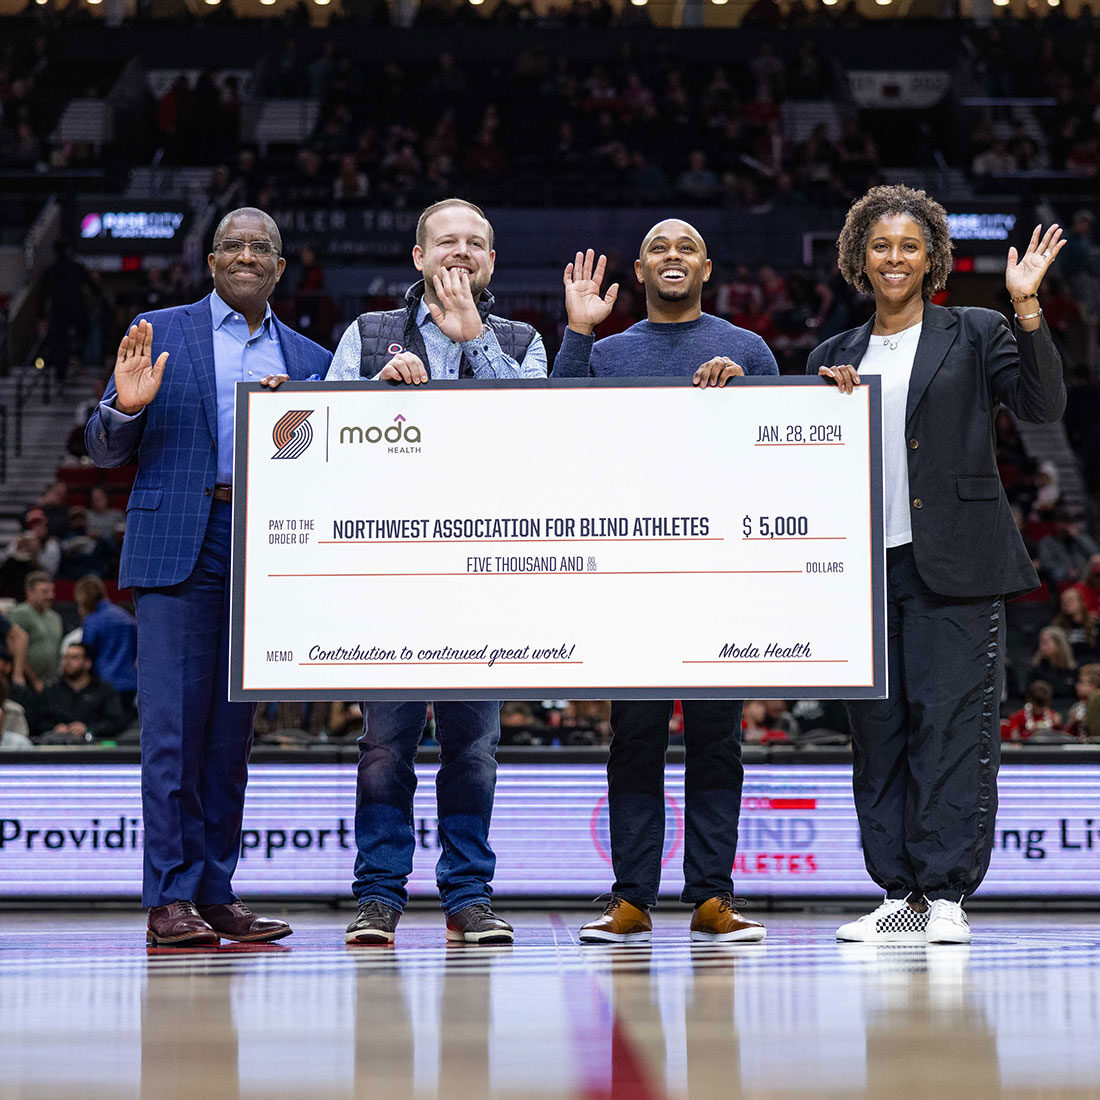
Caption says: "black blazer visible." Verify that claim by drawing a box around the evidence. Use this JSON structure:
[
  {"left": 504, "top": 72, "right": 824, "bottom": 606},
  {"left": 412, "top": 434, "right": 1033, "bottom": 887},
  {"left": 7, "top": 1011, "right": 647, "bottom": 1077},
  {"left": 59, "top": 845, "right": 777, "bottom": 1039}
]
[{"left": 806, "top": 304, "right": 1066, "bottom": 599}]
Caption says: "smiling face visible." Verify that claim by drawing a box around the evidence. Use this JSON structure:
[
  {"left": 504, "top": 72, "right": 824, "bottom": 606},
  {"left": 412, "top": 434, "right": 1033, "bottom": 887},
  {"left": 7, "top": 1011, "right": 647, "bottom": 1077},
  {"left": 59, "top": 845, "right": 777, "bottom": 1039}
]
[
  {"left": 863, "top": 213, "right": 931, "bottom": 309},
  {"left": 207, "top": 211, "right": 286, "bottom": 318},
  {"left": 635, "top": 219, "right": 711, "bottom": 306},
  {"left": 413, "top": 205, "right": 495, "bottom": 299}
]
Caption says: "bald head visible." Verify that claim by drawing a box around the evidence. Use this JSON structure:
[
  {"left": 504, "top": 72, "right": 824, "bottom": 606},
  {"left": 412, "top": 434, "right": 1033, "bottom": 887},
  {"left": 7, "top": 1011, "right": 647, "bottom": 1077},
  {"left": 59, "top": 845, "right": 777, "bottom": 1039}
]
[
  {"left": 639, "top": 219, "right": 707, "bottom": 262},
  {"left": 213, "top": 207, "right": 283, "bottom": 255}
]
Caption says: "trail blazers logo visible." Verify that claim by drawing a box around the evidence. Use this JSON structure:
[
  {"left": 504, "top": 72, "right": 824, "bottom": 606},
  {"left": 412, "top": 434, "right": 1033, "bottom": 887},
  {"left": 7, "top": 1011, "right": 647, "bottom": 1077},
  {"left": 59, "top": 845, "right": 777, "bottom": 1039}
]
[{"left": 271, "top": 410, "right": 314, "bottom": 459}]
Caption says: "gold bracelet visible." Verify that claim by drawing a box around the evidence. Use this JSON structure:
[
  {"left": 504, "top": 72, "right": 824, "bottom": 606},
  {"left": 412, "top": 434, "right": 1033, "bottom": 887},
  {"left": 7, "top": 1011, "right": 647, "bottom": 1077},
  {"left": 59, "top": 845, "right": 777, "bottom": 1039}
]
[
  {"left": 1010, "top": 292, "right": 1038, "bottom": 304},
  {"left": 1015, "top": 308, "right": 1042, "bottom": 321}
]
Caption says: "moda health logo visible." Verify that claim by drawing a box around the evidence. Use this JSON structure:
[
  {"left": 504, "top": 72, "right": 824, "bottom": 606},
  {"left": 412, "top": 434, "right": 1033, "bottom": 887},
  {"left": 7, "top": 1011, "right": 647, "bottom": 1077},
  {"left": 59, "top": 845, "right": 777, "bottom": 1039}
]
[
  {"left": 338, "top": 413, "right": 422, "bottom": 447},
  {"left": 271, "top": 410, "right": 314, "bottom": 459}
]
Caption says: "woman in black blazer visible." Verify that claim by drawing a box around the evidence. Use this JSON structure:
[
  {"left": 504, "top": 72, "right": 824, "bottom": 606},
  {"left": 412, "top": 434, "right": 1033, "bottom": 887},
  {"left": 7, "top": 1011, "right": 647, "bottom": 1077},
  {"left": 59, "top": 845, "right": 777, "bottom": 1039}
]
[{"left": 807, "top": 184, "right": 1066, "bottom": 945}]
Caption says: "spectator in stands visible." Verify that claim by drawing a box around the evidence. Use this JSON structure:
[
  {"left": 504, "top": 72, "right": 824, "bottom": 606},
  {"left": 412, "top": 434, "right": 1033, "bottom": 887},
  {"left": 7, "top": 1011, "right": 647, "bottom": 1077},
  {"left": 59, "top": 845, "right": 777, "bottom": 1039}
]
[
  {"left": 74, "top": 575, "right": 137, "bottom": 713},
  {"left": 19, "top": 510, "right": 60, "bottom": 577},
  {"left": 1071, "top": 554, "right": 1100, "bottom": 618},
  {"left": 763, "top": 699, "right": 800, "bottom": 740},
  {"left": 0, "top": 531, "right": 48, "bottom": 602},
  {"left": 34, "top": 642, "right": 126, "bottom": 745},
  {"left": 1062, "top": 209, "right": 1100, "bottom": 320},
  {"left": 676, "top": 150, "right": 722, "bottom": 204},
  {"left": 39, "top": 241, "right": 90, "bottom": 383},
  {"left": 9, "top": 570, "right": 62, "bottom": 691},
  {"left": 1051, "top": 585, "right": 1100, "bottom": 662},
  {"left": 1037, "top": 516, "right": 1099, "bottom": 584},
  {"left": 85, "top": 486, "right": 124, "bottom": 544},
  {"left": 1002, "top": 680, "right": 1060, "bottom": 742},
  {"left": 58, "top": 505, "right": 109, "bottom": 580},
  {"left": 333, "top": 154, "right": 369, "bottom": 201},
  {"left": 1028, "top": 625, "right": 1078, "bottom": 706},
  {"left": 972, "top": 138, "right": 1016, "bottom": 178},
  {"left": 0, "top": 674, "right": 32, "bottom": 751},
  {"left": 742, "top": 700, "right": 787, "bottom": 744},
  {"left": 36, "top": 481, "right": 71, "bottom": 539},
  {"left": 1066, "top": 663, "right": 1100, "bottom": 741}
]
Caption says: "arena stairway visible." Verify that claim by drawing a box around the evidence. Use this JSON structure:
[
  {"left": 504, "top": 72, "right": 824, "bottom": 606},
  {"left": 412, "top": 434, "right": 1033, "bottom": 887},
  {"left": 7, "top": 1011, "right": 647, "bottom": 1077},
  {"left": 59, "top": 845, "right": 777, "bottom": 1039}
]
[{"left": 0, "top": 366, "right": 104, "bottom": 544}]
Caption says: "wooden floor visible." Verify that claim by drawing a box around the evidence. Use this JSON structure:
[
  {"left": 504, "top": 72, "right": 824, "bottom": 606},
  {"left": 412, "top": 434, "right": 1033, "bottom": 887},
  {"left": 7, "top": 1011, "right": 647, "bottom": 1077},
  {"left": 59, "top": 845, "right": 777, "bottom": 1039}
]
[{"left": 1, "top": 909, "right": 1098, "bottom": 1099}]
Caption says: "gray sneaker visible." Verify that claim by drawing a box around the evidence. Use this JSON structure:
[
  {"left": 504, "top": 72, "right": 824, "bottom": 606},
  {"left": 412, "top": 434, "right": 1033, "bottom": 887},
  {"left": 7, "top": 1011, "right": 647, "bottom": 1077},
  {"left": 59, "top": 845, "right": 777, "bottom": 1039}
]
[
  {"left": 346, "top": 899, "right": 401, "bottom": 944},
  {"left": 445, "top": 903, "right": 514, "bottom": 944}
]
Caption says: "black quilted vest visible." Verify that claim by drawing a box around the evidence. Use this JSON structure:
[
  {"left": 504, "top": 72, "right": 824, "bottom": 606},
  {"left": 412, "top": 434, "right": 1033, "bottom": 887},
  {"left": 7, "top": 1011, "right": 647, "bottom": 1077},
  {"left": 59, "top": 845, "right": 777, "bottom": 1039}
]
[{"left": 357, "top": 281, "right": 536, "bottom": 378}]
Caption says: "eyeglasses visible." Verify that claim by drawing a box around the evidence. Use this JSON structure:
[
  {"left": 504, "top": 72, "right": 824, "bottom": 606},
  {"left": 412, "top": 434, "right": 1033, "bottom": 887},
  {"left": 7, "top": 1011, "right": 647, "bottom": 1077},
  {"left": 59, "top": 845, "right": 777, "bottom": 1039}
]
[{"left": 215, "top": 238, "right": 278, "bottom": 256}]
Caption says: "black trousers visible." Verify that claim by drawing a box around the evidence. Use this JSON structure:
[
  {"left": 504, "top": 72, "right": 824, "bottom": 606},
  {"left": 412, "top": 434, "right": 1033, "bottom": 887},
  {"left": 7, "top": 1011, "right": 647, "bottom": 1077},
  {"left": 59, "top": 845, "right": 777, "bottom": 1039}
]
[
  {"left": 846, "top": 543, "right": 1003, "bottom": 902},
  {"left": 607, "top": 699, "right": 744, "bottom": 908}
]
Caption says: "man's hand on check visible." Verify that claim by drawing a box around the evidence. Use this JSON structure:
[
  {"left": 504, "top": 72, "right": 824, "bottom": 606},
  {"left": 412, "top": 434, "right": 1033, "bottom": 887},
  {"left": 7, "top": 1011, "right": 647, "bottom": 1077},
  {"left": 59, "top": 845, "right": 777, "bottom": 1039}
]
[
  {"left": 693, "top": 357, "right": 744, "bottom": 388},
  {"left": 379, "top": 352, "right": 430, "bottom": 385},
  {"left": 818, "top": 364, "right": 860, "bottom": 394},
  {"left": 260, "top": 374, "right": 291, "bottom": 390}
]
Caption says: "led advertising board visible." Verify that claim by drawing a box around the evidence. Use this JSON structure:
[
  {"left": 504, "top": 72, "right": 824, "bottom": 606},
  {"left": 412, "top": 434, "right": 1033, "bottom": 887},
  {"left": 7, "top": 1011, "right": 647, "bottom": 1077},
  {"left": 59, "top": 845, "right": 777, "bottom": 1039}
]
[{"left": 1, "top": 764, "right": 1096, "bottom": 899}]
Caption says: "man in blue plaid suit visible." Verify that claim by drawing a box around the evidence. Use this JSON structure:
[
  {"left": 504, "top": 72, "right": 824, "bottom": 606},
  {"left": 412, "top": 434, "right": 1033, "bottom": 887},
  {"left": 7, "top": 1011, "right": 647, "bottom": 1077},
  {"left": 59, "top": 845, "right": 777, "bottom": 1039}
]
[{"left": 86, "top": 208, "right": 331, "bottom": 946}]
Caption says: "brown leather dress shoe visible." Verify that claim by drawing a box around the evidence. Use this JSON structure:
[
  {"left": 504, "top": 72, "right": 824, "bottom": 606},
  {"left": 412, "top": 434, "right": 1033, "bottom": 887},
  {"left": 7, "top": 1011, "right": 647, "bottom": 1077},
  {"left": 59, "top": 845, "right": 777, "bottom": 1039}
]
[
  {"left": 197, "top": 901, "right": 292, "bottom": 943},
  {"left": 578, "top": 896, "right": 652, "bottom": 943},
  {"left": 147, "top": 901, "right": 220, "bottom": 946},
  {"left": 690, "top": 894, "right": 766, "bottom": 942}
]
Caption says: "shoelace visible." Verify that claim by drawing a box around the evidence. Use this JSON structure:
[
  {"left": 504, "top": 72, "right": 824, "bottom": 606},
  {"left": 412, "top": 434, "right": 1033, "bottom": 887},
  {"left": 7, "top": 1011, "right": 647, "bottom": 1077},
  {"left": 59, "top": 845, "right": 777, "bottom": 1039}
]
[
  {"left": 359, "top": 900, "right": 393, "bottom": 920},
  {"left": 929, "top": 900, "right": 967, "bottom": 925},
  {"left": 175, "top": 900, "right": 201, "bottom": 916},
  {"left": 709, "top": 893, "right": 751, "bottom": 913},
  {"left": 592, "top": 893, "right": 625, "bottom": 915}
]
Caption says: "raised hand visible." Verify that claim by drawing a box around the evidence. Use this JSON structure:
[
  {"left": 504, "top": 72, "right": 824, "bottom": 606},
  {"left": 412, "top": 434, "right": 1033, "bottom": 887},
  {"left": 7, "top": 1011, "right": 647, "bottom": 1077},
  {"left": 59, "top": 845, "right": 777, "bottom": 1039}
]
[
  {"left": 1006, "top": 224, "right": 1065, "bottom": 302},
  {"left": 113, "top": 320, "right": 168, "bottom": 415},
  {"left": 563, "top": 249, "right": 620, "bottom": 335},
  {"left": 427, "top": 268, "right": 484, "bottom": 343}
]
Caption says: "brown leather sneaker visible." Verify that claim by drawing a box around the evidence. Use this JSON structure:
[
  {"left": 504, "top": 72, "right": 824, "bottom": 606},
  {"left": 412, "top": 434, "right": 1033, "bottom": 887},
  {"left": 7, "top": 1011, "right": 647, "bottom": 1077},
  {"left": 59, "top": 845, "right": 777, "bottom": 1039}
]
[
  {"left": 689, "top": 894, "right": 766, "bottom": 942},
  {"left": 146, "top": 901, "right": 220, "bottom": 946},
  {"left": 197, "top": 902, "right": 292, "bottom": 943},
  {"left": 578, "top": 896, "right": 653, "bottom": 943}
]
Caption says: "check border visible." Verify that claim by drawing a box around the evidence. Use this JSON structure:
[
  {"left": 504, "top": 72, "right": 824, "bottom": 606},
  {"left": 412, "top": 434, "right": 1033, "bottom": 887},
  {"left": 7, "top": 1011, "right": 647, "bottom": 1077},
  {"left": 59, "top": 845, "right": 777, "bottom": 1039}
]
[{"left": 230, "top": 376, "right": 885, "bottom": 702}]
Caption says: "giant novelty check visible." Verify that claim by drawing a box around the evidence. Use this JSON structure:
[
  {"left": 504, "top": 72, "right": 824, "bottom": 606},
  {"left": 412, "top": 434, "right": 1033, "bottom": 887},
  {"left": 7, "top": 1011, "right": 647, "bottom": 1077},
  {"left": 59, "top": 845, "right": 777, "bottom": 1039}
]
[{"left": 229, "top": 377, "right": 885, "bottom": 701}]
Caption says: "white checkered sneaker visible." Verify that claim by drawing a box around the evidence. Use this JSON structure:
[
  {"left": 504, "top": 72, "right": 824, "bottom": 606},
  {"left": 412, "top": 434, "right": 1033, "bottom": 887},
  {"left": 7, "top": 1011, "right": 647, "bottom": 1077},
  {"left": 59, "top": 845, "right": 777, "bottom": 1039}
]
[
  {"left": 925, "top": 899, "right": 971, "bottom": 944},
  {"left": 836, "top": 896, "right": 929, "bottom": 943}
]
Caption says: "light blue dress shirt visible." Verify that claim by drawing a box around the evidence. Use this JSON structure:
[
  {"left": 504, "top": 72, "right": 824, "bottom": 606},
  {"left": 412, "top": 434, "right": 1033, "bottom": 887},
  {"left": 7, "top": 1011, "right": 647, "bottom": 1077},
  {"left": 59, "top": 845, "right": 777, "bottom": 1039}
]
[
  {"left": 97, "top": 291, "right": 286, "bottom": 484},
  {"left": 327, "top": 299, "right": 547, "bottom": 381}
]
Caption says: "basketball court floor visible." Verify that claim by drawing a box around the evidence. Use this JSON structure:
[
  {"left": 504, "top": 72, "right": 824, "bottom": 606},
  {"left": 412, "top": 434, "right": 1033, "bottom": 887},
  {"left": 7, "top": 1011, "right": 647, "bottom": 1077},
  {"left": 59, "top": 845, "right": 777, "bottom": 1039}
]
[{"left": 2, "top": 908, "right": 1098, "bottom": 1099}]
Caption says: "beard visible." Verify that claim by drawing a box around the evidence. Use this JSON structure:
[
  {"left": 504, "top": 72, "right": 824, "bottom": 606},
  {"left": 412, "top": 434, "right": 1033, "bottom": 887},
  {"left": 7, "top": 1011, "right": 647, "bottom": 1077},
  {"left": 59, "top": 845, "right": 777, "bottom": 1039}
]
[{"left": 655, "top": 285, "right": 692, "bottom": 302}]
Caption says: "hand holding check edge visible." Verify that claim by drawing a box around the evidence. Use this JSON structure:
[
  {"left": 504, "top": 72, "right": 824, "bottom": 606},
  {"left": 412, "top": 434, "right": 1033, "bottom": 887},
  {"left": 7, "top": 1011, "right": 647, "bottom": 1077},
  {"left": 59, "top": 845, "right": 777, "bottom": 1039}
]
[{"left": 818, "top": 223, "right": 1065, "bottom": 395}]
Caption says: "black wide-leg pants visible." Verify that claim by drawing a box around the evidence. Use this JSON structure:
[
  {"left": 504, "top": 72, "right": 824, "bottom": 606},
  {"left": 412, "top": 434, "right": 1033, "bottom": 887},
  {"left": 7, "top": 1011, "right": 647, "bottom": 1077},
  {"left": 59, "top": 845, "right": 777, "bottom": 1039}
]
[{"left": 845, "top": 543, "right": 1003, "bottom": 902}]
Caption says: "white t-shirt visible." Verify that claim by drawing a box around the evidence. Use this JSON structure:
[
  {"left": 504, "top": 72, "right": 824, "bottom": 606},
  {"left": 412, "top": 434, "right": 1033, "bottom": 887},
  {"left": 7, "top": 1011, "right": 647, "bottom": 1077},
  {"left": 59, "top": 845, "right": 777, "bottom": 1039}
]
[{"left": 857, "top": 323, "right": 921, "bottom": 548}]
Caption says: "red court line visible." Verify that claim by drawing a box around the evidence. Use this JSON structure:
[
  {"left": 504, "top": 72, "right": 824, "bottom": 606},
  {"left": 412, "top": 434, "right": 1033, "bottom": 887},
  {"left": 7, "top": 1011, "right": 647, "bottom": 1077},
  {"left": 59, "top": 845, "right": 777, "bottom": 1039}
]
[{"left": 769, "top": 798, "right": 818, "bottom": 810}]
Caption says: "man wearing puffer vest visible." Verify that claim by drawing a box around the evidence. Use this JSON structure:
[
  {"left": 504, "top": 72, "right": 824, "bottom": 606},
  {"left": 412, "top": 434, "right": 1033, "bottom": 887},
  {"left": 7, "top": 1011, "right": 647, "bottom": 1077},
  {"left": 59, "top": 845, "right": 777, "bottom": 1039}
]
[{"left": 328, "top": 198, "right": 546, "bottom": 946}]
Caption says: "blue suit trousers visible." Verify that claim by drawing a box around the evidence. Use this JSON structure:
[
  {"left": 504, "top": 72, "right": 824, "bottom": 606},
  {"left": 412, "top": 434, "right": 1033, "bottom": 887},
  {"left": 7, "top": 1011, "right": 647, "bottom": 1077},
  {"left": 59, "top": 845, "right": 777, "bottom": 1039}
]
[{"left": 134, "top": 500, "right": 255, "bottom": 908}]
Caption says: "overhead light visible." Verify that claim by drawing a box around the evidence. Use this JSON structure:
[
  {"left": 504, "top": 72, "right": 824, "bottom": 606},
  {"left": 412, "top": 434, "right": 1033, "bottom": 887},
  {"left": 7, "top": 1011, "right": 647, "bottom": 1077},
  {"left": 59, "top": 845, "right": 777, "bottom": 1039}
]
[
  {"left": 1048, "top": 0, "right": 1060, "bottom": 6},
  {"left": 203, "top": 0, "right": 220, "bottom": 6},
  {"left": 86, "top": 0, "right": 103, "bottom": 6},
  {"left": 993, "top": 0, "right": 1010, "bottom": 6},
  {"left": 875, "top": 0, "right": 893, "bottom": 6},
  {"left": 260, "top": 0, "right": 276, "bottom": 6},
  {"left": 630, "top": 0, "right": 648, "bottom": 6},
  {"left": 312, "top": 0, "right": 330, "bottom": 6},
  {"left": 469, "top": 0, "right": 484, "bottom": 5},
  {"left": 711, "top": 0, "right": 729, "bottom": 5}
]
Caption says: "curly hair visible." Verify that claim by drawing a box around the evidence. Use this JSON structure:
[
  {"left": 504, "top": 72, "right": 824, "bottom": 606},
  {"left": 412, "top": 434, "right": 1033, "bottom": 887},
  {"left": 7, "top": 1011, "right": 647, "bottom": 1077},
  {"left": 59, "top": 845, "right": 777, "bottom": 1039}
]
[{"left": 836, "top": 184, "right": 953, "bottom": 299}]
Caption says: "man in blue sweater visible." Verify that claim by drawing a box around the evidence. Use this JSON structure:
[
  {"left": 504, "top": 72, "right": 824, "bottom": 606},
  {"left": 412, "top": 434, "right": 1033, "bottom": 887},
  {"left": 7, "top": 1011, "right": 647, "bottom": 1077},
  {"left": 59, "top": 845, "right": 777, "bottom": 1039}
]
[{"left": 554, "top": 218, "right": 777, "bottom": 944}]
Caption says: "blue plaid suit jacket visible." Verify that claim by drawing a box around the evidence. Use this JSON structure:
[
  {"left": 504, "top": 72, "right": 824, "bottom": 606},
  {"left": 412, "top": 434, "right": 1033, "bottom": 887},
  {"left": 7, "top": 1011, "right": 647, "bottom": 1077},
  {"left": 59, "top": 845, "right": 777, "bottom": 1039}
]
[{"left": 85, "top": 295, "right": 331, "bottom": 589}]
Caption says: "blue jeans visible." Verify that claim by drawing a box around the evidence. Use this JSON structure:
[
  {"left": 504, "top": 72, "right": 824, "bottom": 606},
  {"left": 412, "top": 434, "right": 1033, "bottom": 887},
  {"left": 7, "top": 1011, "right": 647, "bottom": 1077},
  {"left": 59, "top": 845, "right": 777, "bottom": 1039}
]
[{"left": 353, "top": 700, "right": 500, "bottom": 914}]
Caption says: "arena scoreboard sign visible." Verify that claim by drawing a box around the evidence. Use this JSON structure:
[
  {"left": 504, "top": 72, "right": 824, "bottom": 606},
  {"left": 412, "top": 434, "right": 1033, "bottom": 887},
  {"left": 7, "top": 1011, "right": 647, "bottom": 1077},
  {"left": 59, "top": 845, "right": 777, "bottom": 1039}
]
[
  {"left": 1, "top": 763, "right": 1097, "bottom": 900},
  {"left": 72, "top": 200, "right": 191, "bottom": 253}
]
